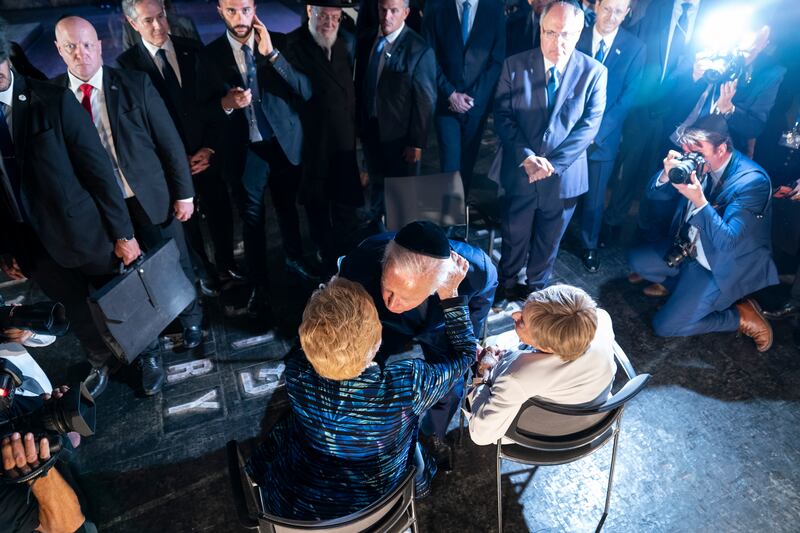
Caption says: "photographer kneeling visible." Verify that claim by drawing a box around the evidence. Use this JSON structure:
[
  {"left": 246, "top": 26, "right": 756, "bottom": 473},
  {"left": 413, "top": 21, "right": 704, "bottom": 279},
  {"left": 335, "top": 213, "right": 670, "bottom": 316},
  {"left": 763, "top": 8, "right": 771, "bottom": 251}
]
[
  {"left": 627, "top": 115, "right": 778, "bottom": 351},
  {"left": 1, "top": 387, "right": 89, "bottom": 533}
]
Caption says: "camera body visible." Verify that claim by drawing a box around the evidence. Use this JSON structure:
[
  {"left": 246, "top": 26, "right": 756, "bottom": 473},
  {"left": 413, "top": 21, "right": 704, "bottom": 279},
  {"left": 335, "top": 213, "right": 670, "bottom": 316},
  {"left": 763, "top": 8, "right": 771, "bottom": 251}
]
[
  {"left": 668, "top": 152, "right": 706, "bottom": 184},
  {"left": 702, "top": 52, "right": 745, "bottom": 84},
  {"left": 0, "top": 302, "right": 70, "bottom": 337},
  {"left": 664, "top": 238, "right": 696, "bottom": 268}
]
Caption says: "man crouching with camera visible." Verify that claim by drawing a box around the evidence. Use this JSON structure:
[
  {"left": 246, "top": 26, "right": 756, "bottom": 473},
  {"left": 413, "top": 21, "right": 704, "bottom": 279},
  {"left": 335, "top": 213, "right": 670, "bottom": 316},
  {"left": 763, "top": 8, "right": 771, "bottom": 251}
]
[{"left": 627, "top": 114, "right": 778, "bottom": 351}]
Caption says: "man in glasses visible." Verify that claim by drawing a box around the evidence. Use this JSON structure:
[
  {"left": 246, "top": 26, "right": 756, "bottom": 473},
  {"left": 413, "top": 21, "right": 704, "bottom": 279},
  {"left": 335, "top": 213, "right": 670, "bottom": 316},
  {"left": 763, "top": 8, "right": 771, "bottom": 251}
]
[
  {"left": 284, "top": 0, "right": 366, "bottom": 274},
  {"left": 493, "top": 0, "right": 607, "bottom": 307}
]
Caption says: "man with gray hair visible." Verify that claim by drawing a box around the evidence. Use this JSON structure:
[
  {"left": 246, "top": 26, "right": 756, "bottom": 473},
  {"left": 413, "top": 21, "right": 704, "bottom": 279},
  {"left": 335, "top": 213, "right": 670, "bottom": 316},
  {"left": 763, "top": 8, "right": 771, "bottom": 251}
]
[
  {"left": 340, "top": 220, "right": 497, "bottom": 469},
  {"left": 284, "top": 0, "right": 365, "bottom": 273}
]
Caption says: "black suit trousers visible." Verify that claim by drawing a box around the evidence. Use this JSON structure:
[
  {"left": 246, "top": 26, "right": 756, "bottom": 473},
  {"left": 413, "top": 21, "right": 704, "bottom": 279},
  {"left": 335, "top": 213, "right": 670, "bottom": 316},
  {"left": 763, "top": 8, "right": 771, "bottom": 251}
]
[
  {"left": 126, "top": 197, "right": 202, "bottom": 329},
  {"left": 185, "top": 165, "right": 236, "bottom": 275}
]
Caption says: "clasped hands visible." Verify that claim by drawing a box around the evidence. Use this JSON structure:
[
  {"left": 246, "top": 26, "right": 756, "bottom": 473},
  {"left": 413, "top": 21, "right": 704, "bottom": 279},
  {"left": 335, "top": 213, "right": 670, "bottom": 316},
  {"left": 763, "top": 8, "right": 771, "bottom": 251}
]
[{"left": 522, "top": 154, "right": 554, "bottom": 183}]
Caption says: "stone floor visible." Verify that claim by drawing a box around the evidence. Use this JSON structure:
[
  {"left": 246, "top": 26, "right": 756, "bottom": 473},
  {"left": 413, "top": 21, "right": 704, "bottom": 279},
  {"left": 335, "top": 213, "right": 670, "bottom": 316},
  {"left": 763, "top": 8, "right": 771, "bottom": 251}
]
[{"left": 3, "top": 1, "right": 800, "bottom": 532}]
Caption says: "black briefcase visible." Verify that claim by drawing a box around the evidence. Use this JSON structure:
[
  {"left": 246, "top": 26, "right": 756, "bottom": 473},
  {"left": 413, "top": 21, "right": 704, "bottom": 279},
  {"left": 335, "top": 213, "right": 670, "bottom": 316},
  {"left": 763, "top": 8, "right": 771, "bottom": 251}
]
[{"left": 87, "top": 239, "right": 195, "bottom": 364}]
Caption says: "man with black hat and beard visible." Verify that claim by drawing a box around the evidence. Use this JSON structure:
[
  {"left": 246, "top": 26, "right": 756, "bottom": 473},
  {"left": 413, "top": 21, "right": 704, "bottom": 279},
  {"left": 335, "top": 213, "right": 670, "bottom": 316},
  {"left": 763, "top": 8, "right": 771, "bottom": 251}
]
[
  {"left": 339, "top": 220, "right": 498, "bottom": 470},
  {"left": 283, "top": 0, "right": 366, "bottom": 274}
]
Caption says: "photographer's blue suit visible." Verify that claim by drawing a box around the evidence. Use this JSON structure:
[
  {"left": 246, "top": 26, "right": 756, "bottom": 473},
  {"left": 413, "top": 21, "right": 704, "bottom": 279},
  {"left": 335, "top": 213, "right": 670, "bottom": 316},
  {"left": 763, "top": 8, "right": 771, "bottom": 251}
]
[
  {"left": 627, "top": 151, "right": 779, "bottom": 337},
  {"left": 576, "top": 24, "right": 645, "bottom": 251},
  {"left": 494, "top": 47, "right": 607, "bottom": 290}
]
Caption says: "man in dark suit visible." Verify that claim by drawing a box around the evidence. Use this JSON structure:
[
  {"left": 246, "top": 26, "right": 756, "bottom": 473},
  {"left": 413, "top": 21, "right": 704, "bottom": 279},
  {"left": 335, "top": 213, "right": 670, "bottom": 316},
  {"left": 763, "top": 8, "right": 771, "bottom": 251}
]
[
  {"left": 0, "top": 33, "right": 140, "bottom": 399},
  {"left": 505, "top": 0, "right": 548, "bottom": 57},
  {"left": 576, "top": 0, "right": 645, "bottom": 272},
  {"left": 284, "top": 1, "right": 366, "bottom": 272},
  {"left": 53, "top": 16, "right": 201, "bottom": 396},
  {"left": 627, "top": 116, "right": 777, "bottom": 351},
  {"left": 117, "top": 0, "right": 239, "bottom": 296},
  {"left": 340, "top": 221, "right": 497, "bottom": 470},
  {"left": 494, "top": 1, "right": 606, "bottom": 305},
  {"left": 198, "top": 0, "right": 314, "bottom": 318},
  {"left": 354, "top": 0, "right": 437, "bottom": 230},
  {"left": 355, "top": 0, "right": 423, "bottom": 39},
  {"left": 664, "top": 25, "right": 786, "bottom": 156},
  {"left": 606, "top": 0, "right": 716, "bottom": 236},
  {"left": 423, "top": 0, "right": 505, "bottom": 193}
]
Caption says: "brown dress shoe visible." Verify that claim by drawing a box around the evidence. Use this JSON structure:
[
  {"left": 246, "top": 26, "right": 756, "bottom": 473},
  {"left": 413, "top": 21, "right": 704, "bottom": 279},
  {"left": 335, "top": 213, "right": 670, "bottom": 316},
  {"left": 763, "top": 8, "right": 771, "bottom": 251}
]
[
  {"left": 736, "top": 299, "right": 773, "bottom": 352},
  {"left": 628, "top": 272, "right": 644, "bottom": 284},
  {"left": 643, "top": 283, "right": 669, "bottom": 297}
]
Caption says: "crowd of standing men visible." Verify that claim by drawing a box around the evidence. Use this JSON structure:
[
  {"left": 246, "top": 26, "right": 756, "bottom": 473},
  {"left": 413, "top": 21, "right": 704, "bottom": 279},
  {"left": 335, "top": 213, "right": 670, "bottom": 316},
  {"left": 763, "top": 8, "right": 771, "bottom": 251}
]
[{"left": 1, "top": 0, "right": 798, "bottom": 406}]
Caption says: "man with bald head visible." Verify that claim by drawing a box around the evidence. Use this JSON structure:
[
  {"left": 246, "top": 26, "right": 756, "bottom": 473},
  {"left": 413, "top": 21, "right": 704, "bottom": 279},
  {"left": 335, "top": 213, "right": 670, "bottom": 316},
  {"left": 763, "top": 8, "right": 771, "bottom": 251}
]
[
  {"left": 51, "top": 15, "right": 200, "bottom": 397},
  {"left": 494, "top": 0, "right": 606, "bottom": 307},
  {"left": 0, "top": 26, "right": 137, "bottom": 400}
]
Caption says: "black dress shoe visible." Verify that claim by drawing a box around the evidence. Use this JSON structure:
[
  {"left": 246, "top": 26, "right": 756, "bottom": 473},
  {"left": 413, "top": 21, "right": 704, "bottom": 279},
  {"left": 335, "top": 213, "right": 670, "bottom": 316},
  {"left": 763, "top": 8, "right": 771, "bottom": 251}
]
[
  {"left": 247, "top": 287, "right": 273, "bottom": 323},
  {"left": 137, "top": 354, "right": 165, "bottom": 396},
  {"left": 285, "top": 258, "right": 320, "bottom": 282},
  {"left": 197, "top": 278, "right": 220, "bottom": 298},
  {"left": 582, "top": 249, "right": 600, "bottom": 273},
  {"left": 219, "top": 267, "right": 246, "bottom": 282},
  {"left": 429, "top": 436, "right": 453, "bottom": 472},
  {"left": 763, "top": 302, "right": 800, "bottom": 321},
  {"left": 85, "top": 366, "right": 109, "bottom": 399},
  {"left": 183, "top": 326, "right": 203, "bottom": 349}
]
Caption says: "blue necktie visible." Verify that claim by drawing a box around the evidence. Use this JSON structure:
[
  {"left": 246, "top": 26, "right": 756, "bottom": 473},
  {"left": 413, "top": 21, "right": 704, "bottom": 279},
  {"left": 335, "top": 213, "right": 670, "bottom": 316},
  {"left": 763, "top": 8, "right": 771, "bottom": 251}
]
[
  {"left": 584, "top": 7, "right": 596, "bottom": 26},
  {"left": 664, "top": 2, "right": 692, "bottom": 80},
  {"left": 699, "top": 84, "right": 718, "bottom": 119},
  {"left": 461, "top": 1, "right": 472, "bottom": 44},
  {"left": 365, "top": 36, "right": 388, "bottom": 118},
  {"left": 546, "top": 66, "right": 559, "bottom": 114},
  {"left": 0, "top": 103, "right": 24, "bottom": 221},
  {"left": 241, "top": 44, "right": 273, "bottom": 140},
  {"left": 595, "top": 39, "right": 607, "bottom": 63}
]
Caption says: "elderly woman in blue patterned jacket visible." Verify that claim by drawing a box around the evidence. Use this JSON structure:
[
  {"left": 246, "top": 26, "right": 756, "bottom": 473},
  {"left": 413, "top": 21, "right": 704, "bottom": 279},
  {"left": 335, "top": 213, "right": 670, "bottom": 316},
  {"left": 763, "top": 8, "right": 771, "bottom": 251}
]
[{"left": 247, "top": 264, "right": 476, "bottom": 520}]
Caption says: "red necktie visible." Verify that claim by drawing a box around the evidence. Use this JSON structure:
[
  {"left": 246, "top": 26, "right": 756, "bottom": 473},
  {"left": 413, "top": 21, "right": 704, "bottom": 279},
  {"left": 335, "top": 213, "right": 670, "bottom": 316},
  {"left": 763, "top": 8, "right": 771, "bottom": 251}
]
[{"left": 79, "top": 83, "right": 93, "bottom": 122}]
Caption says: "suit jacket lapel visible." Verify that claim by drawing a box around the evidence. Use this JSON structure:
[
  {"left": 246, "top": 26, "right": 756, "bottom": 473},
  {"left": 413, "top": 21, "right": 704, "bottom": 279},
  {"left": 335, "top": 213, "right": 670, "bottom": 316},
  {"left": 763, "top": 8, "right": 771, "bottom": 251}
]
[
  {"left": 103, "top": 68, "right": 122, "bottom": 150},
  {"left": 604, "top": 30, "right": 626, "bottom": 71},
  {"left": 136, "top": 42, "right": 164, "bottom": 89},
  {"left": 577, "top": 26, "right": 592, "bottom": 56},
  {"left": 174, "top": 42, "right": 193, "bottom": 93},
  {"left": 465, "top": 0, "right": 489, "bottom": 49},
  {"left": 532, "top": 50, "right": 547, "bottom": 117},
  {"left": 221, "top": 34, "right": 246, "bottom": 87},
  {"left": 445, "top": 0, "right": 465, "bottom": 55},
  {"left": 384, "top": 26, "right": 408, "bottom": 73},
  {"left": 11, "top": 75, "right": 29, "bottom": 169}
]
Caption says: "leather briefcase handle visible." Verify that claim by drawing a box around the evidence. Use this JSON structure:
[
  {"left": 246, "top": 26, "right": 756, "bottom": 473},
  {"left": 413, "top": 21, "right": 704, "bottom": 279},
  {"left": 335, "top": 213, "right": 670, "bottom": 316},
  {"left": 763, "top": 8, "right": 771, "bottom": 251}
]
[
  {"left": 118, "top": 253, "right": 145, "bottom": 275},
  {"left": 117, "top": 254, "right": 161, "bottom": 309}
]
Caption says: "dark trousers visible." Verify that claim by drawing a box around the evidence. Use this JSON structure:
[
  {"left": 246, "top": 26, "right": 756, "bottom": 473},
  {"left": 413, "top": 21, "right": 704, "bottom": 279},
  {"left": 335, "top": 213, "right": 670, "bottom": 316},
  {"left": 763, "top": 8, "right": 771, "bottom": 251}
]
[
  {"left": 627, "top": 240, "right": 740, "bottom": 336},
  {"left": 420, "top": 379, "right": 463, "bottom": 440},
  {"left": 304, "top": 198, "right": 364, "bottom": 271},
  {"left": 435, "top": 110, "right": 489, "bottom": 195},
  {"left": 189, "top": 165, "right": 236, "bottom": 275},
  {"left": 579, "top": 158, "right": 615, "bottom": 250},
  {"left": 126, "top": 197, "right": 202, "bottom": 330},
  {"left": 27, "top": 252, "right": 116, "bottom": 368},
  {"left": 361, "top": 118, "right": 420, "bottom": 229},
  {"left": 605, "top": 110, "right": 665, "bottom": 227},
  {"left": 230, "top": 139, "right": 304, "bottom": 288},
  {"left": 499, "top": 192, "right": 578, "bottom": 290}
]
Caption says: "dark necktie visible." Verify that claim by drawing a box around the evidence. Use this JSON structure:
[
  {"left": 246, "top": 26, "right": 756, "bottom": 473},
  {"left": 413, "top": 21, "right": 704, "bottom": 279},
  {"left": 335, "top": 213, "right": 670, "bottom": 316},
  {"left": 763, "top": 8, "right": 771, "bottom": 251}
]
[
  {"left": 547, "top": 66, "right": 559, "bottom": 114},
  {"left": 699, "top": 83, "right": 718, "bottom": 119},
  {"left": 664, "top": 2, "right": 692, "bottom": 81},
  {"left": 79, "top": 83, "right": 94, "bottom": 122},
  {"left": 365, "top": 36, "right": 388, "bottom": 118},
  {"left": 584, "top": 7, "right": 596, "bottom": 26},
  {"left": 156, "top": 49, "right": 182, "bottom": 98},
  {"left": 595, "top": 39, "right": 607, "bottom": 63},
  {"left": 461, "top": 1, "right": 472, "bottom": 44},
  {"left": 241, "top": 44, "right": 273, "bottom": 140},
  {"left": 0, "top": 103, "right": 25, "bottom": 222}
]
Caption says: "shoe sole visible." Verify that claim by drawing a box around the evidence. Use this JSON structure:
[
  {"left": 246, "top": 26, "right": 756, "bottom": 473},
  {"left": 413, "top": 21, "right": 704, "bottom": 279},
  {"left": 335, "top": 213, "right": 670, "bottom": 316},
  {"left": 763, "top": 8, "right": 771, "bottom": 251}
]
[{"left": 747, "top": 299, "right": 773, "bottom": 352}]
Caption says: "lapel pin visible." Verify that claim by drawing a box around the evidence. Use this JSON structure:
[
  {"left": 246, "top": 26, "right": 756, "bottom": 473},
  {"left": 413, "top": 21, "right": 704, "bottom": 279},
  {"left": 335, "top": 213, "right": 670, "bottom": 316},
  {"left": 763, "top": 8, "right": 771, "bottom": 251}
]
[
  {"left": 18, "top": 94, "right": 26, "bottom": 101},
  {"left": 111, "top": 85, "right": 118, "bottom": 90},
  {"left": 615, "top": 49, "right": 621, "bottom": 55}
]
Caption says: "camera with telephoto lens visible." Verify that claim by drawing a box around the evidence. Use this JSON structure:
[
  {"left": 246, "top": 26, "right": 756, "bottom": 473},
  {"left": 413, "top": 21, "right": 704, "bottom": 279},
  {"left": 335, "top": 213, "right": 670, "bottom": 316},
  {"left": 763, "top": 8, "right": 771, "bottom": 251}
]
[
  {"left": 664, "top": 237, "right": 696, "bottom": 268},
  {"left": 0, "top": 301, "right": 70, "bottom": 338},
  {"left": 668, "top": 152, "right": 706, "bottom": 184},
  {"left": 0, "top": 359, "right": 96, "bottom": 484},
  {"left": 702, "top": 52, "right": 745, "bottom": 84}
]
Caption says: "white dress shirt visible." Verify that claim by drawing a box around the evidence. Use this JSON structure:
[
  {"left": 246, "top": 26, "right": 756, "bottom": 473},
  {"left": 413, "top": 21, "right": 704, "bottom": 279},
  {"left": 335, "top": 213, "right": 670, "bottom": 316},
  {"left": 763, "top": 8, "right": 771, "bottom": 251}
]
[
  {"left": 141, "top": 36, "right": 182, "bottom": 87},
  {"left": 592, "top": 25, "right": 619, "bottom": 62},
  {"left": 456, "top": 0, "right": 479, "bottom": 37},
  {"left": 225, "top": 31, "right": 262, "bottom": 142},
  {"left": 465, "top": 309, "right": 617, "bottom": 446},
  {"left": 662, "top": 0, "right": 701, "bottom": 81},
  {"left": 68, "top": 67, "right": 135, "bottom": 199},
  {"left": 0, "top": 69, "right": 13, "bottom": 130}
]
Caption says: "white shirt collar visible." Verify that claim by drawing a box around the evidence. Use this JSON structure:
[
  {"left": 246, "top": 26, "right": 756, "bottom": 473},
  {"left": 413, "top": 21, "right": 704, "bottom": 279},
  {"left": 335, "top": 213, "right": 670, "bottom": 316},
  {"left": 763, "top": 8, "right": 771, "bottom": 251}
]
[
  {"left": 226, "top": 30, "right": 255, "bottom": 53},
  {"left": 543, "top": 55, "right": 569, "bottom": 77},
  {"left": 68, "top": 66, "right": 104, "bottom": 94},
  {"left": 141, "top": 36, "right": 175, "bottom": 59},
  {"left": 381, "top": 22, "right": 405, "bottom": 44},
  {"left": 0, "top": 69, "right": 13, "bottom": 109},
  {"left": 592, "top": 25, "right": 619, "bottom": 53}
]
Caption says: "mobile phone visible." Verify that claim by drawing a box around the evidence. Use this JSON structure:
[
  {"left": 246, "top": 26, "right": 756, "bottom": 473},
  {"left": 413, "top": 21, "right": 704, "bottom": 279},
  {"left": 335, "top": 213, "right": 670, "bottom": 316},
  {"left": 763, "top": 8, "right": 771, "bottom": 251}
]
[{"left": 773, "top": 185, "right": 793, "bottom": 198}]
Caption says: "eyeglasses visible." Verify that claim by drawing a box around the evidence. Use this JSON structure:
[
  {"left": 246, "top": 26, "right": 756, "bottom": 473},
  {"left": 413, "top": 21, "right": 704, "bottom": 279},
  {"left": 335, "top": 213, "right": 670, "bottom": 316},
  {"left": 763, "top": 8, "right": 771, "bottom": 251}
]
[
  {"left": 598, "top": 5, "right": 629, "bottom": 18},
  {"left": 541, "top": 29, "right": 580, "bottom": 41},
  {"left": 313, "top": 12, "right": 342, "bottom": 23}
]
